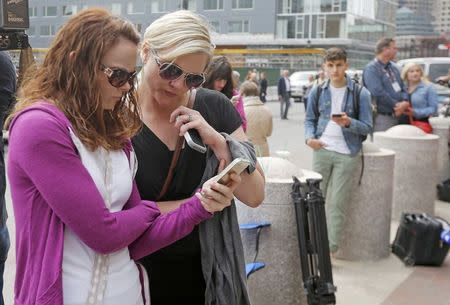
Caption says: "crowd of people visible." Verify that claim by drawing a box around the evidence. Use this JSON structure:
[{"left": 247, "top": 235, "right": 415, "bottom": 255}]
[
  {"left": 0, "top": 6, "right": 443, "bottom": 305},
  {"left": 304, "top": 38, "right": 439, "bottom": 256}
]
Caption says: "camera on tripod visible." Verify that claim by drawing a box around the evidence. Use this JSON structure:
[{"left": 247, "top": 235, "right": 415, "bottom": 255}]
[{"left": 0, "top": 0, "right": 30, "bottom": 51}]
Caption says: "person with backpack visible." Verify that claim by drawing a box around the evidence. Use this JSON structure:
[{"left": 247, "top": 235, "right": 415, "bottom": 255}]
[{"left": 304, "top": 47, "right": 373, "bottom": 256}]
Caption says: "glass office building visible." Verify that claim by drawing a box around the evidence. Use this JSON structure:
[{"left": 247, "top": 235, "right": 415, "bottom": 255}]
[
  {"left": 25, "top": 0, "right": 397, "bottom": 69},
  {"left": 275, "top": 0, "right": 397, "bottom": 67}
]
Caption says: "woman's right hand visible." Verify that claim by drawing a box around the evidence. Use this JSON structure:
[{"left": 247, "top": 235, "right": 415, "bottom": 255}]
[{"left": 196, "top": 172, "right": 242, "bottom": 213}]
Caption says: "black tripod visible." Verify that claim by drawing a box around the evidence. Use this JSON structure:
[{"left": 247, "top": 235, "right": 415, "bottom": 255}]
[{"left": 292, "top": 177, "right": 336, "bottom": 305}]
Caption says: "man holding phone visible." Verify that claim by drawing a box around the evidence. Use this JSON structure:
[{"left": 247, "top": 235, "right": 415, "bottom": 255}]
[{"left": 304, "top": 48, "right": 372, "bottom": 256}]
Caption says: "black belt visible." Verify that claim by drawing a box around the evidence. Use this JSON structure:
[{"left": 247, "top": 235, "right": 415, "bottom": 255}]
[{"left": 377, "top": 111, "right": 393, "bottom": 116}]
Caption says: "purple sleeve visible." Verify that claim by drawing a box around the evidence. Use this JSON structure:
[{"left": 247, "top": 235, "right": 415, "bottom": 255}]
[
  {"left": 234, "top": 95, "right": 247, "bottom": 132},
  {"left": 128, "top": 193, "right": 212, "bottom": 260},
  {"left": 8, "top": 110, "right": 160, "bottom": 254}
]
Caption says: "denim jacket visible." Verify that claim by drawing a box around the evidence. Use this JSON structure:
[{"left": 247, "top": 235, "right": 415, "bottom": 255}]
[
  {"left": 362, "top": 59, "right": 408, "bottom": 114},
  {"left": 304, "top": 76, "right": 373, "bottom": 156},
  {"left": 409, "top": 82, "right": 438, "bottom": 119}
]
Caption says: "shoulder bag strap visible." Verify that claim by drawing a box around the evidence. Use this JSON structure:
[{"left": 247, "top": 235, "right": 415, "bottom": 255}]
[{"left": 157, "top": 89, "right": 197, "bottom": 200}]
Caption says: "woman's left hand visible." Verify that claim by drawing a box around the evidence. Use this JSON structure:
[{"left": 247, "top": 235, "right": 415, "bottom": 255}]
[{"left": 170, "top": 106, "right": 222, "bottom": 147}]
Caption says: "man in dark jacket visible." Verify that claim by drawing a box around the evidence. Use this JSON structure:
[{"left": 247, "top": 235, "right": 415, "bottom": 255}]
[
  {"left": 0, "top": 51, "right": 15, "bottom": 305},
  {"left": 277, "top": 69, "right": 291, "bottom": 119}
]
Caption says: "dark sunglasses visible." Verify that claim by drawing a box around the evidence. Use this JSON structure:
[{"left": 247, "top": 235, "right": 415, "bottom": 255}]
[
  {"left": 100, "top": 64, "right": 137, "bottom": 88},
  {"left": 151, "top": 50, "right": 206, "bottom": 89}
]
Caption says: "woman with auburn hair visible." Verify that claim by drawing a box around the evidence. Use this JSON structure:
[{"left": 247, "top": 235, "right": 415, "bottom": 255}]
[
  {"left": 6, "top": 8, "right": 240, "bottom": 305},
  {"left": 133, "top": 10, "right": 265, "bottom": 305},
  {"left": 400, "top": 62, "right": 438, "bottom": 124},
  {"left": 203, "top": 55, "right": 247, "bottom": 131}
]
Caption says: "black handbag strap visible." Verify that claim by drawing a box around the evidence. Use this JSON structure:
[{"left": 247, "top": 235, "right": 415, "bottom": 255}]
[{"left": 156, "top": 89, "right": 196, "bottom": 201}]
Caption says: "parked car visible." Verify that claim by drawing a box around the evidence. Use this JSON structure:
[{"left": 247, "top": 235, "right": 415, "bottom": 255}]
[
  {"left": 397, "top": 57, "right": 450, "bottom": 85},
  {"left": 289, "top": 71, "right": 316, "bottom": 102}
]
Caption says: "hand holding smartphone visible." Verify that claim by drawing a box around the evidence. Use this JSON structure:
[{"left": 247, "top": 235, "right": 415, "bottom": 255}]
[{"left": 215, "top": 158, "right": 250, "bottom": 185}]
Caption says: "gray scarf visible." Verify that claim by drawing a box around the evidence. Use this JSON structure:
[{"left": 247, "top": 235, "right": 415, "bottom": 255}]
[{"left": 199, "top": 133, "right": 257, "bottom": 305}]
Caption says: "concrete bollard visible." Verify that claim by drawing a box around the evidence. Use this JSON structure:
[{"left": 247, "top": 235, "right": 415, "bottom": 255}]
[
  {"left": 236, "top": 157, "right": 320, "bottom": 305},
  {"left": 335, "top": 142, "right": 395, "bottom": 261},
  {"left": 374, "top": 125, "right": 439, "bottom": 220},
  {"left": 429, "top": 116, "right": 450, "bottom": 182}
]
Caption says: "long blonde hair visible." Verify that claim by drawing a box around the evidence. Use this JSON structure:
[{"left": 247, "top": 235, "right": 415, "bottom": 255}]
[{"left": 7, "top": 8, "right": 141, "bottom": 151}]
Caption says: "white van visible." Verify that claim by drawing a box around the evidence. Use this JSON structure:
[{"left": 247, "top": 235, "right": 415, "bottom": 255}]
[{"left": 397, "top": 57, "right": 450, "bottom": 83}]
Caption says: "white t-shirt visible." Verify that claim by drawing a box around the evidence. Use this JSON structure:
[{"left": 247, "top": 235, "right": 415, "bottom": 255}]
[
  {"left": 284, "top": 77, "right": 291, "bottom": 92},
  {"left": 319, "top": 84, "right": 351, "bottom": 155}
]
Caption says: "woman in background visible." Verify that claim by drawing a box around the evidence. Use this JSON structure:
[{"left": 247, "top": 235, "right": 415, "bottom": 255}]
[
  {"left": 400, "top": 62, "right": 438, "bottom": 128},
  {"left": 241, "top": 81, "right": 273, "bottom": 157},
  {"left": 204, "top": 56, "right": 247, "bottom": 131}
]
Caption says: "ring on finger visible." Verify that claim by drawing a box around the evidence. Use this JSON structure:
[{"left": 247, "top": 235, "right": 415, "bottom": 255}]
[{"left": 188, "top": 114, "right": 193, "bottom": 122}]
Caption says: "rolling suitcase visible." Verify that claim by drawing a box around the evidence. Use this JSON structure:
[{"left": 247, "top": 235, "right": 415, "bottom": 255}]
[
  {"left": 391, "top": 213, "right": 450, "bottom": 266},
  {"left": 292, "top": 177, "right": 336, "bottom": 305}
]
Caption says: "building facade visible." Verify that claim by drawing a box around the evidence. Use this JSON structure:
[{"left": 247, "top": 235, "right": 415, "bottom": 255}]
[
  {"left": 432, "top": 0, "right": 450, "bottom": 37},
  {"left": 26, "top": 0, "right": 397, "bottom": 70}
]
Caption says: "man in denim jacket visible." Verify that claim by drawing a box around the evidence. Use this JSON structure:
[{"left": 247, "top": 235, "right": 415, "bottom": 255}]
[
  {"left": 363, "top": 38, "right": 409, "bottom": 131},
  {"left": 304, "top": 48, "right": 373, "bottom": 255}
]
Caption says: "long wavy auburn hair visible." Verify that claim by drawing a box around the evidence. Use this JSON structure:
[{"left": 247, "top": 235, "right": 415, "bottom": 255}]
[{"left": 6, "top": 8, "right": 142, "bottom": 151}]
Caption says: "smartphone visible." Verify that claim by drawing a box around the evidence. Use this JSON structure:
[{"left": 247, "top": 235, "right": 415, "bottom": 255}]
[
  {"left": 215, "top": 158, "right": 251, "bottom": 185},
  {"left": 331, "top": 113, "right": 343, "bottom": 118},
  {"left": 184, "top": 129, "right": 207, "bottom": 153}
]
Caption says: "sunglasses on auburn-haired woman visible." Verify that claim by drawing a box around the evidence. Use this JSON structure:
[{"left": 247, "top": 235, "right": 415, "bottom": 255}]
[
  {"left": 151, "top": 49, "right": 206, "bottom": 89},
  {"left": 100, "top": 65, "right": 137, "bottom": 88}
]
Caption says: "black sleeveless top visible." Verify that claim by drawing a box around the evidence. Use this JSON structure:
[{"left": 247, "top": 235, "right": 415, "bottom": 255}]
[{"left": 132, "top": 88, "right": 242, "bottom": 305}]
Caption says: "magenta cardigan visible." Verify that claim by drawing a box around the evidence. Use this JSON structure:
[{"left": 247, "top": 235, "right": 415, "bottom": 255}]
[{"left": 7, "top": 102, "right": 212, "bottom": 305}]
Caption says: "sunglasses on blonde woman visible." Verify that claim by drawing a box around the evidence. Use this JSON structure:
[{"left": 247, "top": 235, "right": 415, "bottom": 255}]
[
  {"left": 100, "top": 65, "right": 137, "bottom": 88},
  {"left": 151, "top": 49, "right": 206, "bottom": 89}
]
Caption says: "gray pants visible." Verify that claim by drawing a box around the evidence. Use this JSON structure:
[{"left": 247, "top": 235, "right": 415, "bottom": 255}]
[
  {"left": 280, "top": 93, "right": 290, "bottom": 119},
  {"left": 374, "top": 113, "right": 398, "bottom": 132}
]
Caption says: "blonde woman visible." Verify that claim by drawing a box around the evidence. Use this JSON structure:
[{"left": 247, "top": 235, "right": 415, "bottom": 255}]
[
  {"left": 400, "top": 62, "right": 438, "bottom": 125},
  {"left": 133, "top": 10, "right": 265, "bottom": 305}
]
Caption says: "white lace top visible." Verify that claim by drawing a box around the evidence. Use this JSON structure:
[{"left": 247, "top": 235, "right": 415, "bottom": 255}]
[{"left": 62, "top": 129, "right": 143, "bottom": 305}]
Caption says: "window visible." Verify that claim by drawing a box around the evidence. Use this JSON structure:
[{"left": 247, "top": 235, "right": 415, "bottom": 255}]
[
  {"left": 278, "top": 0, "right": 304, "bottom": 14},
  {"left": 232, "top": 0, "right": 253, "bottom": 9},
  {"left": 151, "top": 0, "right": 167, "bottom": 12},
  {"left": 27, "top": 27, "right": 36, "bottom": 36},
  {"left": 42, "top": 6, "right": 57, "bottom": 17},
  {"left": 111, "top": 3, "right": 122, "bottom": 15},
  {"left": 128, "top": 1, "right": 145, "bottom": 14},
  {"left": 134, "top": 23, "right": 142, "bottom": 33},
  {"left": 63, "top": 5, "right": 78, "bottom": 16},
  {"left": 228, "top": 20, "right": 249, "bottom": 33},
  {"left": 180, "top": 0, "right": 197, "bottom": 10},
  {"left": 276, "top": 16, "right": 296, "bottom": 38},
  {"left": 40, "top": 25, "right": 56, "bottom": 36},
  {"left": 204, "top": 0, "right": 223, "bottom": 10},
  {"left": 29, "top": 7, "right": 38, "bottom": 18},
  {"left": 210, "top": 21, "right": 220, "bottom": 32}
]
